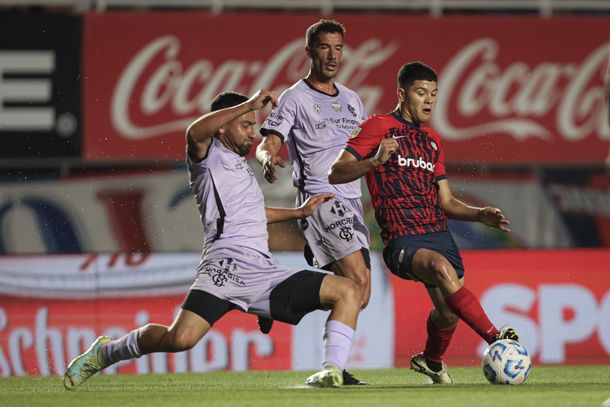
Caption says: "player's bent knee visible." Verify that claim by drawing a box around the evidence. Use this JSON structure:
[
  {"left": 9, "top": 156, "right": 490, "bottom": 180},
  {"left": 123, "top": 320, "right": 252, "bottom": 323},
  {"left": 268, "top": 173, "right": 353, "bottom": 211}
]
[
  {"left": 329, "top": 277, "right": 360, "bottom": 307},
  {"left": 360, "top": 287, "right": 371, "bottom": 309},
  {"left": 168, "top": 330, "right": 199, "bottom": 352},
  {"left": 343, "top": 280, "right": 362, "bottom": 309},
  {"left": 428, "top": 257, "right": 456, "bottom": 285},
  {"left": 438, "top": 310, "right": 459, "bottom": 326},
  {"left": 350, "top": 269, "right": 369, "bottom": 292}
]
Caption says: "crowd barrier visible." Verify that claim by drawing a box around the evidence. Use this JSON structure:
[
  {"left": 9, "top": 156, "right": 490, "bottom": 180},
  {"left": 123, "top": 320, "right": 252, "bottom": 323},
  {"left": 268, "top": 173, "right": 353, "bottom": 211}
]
[{"left": 1, "top": 249, "right": 608, "bottom": 376}]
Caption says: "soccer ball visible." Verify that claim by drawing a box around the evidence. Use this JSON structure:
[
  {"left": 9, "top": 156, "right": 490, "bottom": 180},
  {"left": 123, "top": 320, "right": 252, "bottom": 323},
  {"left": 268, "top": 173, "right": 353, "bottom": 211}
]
[{"left": 481, "top": 339, "right": 532, "bottom": 385}]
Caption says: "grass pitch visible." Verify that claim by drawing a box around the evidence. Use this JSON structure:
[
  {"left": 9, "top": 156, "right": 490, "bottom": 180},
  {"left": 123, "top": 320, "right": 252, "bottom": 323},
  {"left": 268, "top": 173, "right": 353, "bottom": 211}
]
[{"left": 1, "top": 366, "right": 609, "bottom": 407}]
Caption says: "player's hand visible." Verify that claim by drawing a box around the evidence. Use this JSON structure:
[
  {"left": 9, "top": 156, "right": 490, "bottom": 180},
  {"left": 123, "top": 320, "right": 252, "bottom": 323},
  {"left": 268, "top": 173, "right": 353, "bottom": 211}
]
[
  {"left": 248, "top": 90, "right": 278, "bottom": 111},
  {"left": 262, "top": 155, "right": 285, "bottom": 183},
  {"left": 371, "top": 138, "right": 399, "bottom": 166},
  {"left": 478, "top": 207, "right": 511, "bottom": 232},
  {"left": 299, "top": 193, "right": 335, "bottom": 218}
]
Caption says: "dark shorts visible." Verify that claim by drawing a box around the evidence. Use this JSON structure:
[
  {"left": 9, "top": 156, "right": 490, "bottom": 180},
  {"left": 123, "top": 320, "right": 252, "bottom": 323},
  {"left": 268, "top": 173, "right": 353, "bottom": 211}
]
[
  {"left": 383, "top": 230, "right": 465, "bottom": 286},
  {"left": 181, "top": 289, "right": 242, "bottom": 326},
  {"left": 182, "top": 270, "right": 326, "bottom": 326},
  {"left": 268, "top": 270, "right": 326, "bottom": 325}
]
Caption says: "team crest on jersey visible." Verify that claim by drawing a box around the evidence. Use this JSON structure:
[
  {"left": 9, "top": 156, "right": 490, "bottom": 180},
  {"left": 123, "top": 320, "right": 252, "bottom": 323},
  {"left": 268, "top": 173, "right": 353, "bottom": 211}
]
[
  {"left": 313, "top": 104, "right": 322, "bottom": 113},
  {"left": 330, "top": 200, "right": 348, "bottom": 217},
  {"left": 203, "top": 258, "right": 246, "bottom": 287},
  {"left": 331, "top": 102, "right": 342, "bottom": 112},
  {"left": 347, "top": 104, "right": 357, "bottom": 118},
  {"left": 430, "top": 141, "right": 438, "bottom": 151},
  {"left": 338, "top": 226, "right": 354, "bottom": 242}
]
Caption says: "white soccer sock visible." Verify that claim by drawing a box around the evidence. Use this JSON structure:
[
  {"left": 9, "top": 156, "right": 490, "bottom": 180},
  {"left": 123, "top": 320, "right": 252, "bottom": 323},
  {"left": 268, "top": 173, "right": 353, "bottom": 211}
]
[
  {"left": 323, "top": 320, "right": 355, "bottom": 371},
  {"left": 101, "top": 329, "right": 142, "bottom": 366}
]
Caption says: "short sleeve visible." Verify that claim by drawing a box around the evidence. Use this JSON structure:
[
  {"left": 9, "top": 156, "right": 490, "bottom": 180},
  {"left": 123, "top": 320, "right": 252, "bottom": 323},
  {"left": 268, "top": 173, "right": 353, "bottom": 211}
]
[
  {"left": 429, "top": 129, "right": 446, "bottom": 180},
  {"left": 356, "top": 94, "right": 367, "bottom": 121},
  {"left": 260, "top": 89, "right": 298, "bottom": 142},
  {"left": 345, "top": 116, "right": 384, "bottom": 161}
]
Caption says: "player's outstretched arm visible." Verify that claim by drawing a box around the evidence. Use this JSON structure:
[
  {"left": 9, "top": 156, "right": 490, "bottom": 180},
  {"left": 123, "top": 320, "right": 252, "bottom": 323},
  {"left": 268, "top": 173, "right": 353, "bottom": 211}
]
[
  {"left": 186, "top": 90, "right": 277, "bottom": 160},
  {"left": 256, "top": 133, "right": 285, "bottom": 183},
  {"left": 265, "top": 193, "right": 334, "bottom": 224},
  {"left": 438, "top": 179, "right": 511, "bottom": 232},
  {"left": 329, "top": 138, "right": 398, "bottom": 184}
]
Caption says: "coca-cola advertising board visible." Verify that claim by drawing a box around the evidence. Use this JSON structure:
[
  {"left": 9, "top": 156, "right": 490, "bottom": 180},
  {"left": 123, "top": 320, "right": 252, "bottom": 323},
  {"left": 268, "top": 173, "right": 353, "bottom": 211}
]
[
  {"left": 83, "top": 13, "right": 610, "bottom": 164},
  {"left": 1, "top": 250, "right": 609, "bottom": 376}
]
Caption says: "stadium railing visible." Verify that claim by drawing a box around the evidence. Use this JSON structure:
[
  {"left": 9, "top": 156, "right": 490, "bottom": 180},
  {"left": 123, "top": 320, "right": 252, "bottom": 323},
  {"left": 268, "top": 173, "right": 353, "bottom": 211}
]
[{"left": 1, "top": 0, "right": 610, "bottom": 15}]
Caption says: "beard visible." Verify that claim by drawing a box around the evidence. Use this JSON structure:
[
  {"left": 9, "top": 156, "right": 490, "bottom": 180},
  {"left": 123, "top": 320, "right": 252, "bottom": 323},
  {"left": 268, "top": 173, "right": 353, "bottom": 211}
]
[{"left": 237, "top": 143, "right": 252, "bottom": 156}]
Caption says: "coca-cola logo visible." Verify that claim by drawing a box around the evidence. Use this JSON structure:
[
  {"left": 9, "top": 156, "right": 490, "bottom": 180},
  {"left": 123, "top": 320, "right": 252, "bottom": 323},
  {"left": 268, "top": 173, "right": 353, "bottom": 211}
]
[
  {"left": 433, "top": 38, "right": 610, "bottom": 142},
  {"left": 111, "top": 35, "right": 398, "bottom": 140}
]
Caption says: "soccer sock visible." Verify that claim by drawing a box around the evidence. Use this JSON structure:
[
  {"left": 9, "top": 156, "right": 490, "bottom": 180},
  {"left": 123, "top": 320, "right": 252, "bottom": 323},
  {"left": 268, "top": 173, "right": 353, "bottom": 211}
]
[
  {"left": 100, "top": 329, "right": 143, "bottom": 366},
  {"left": 423, "top": 311, "right": 457, "bottom": 370},
  {"left": 445, "top": 287, "right": 499, "bottom": 344},
  {"left": 323, "top": 320, "right": 355, "bottom": 371}
]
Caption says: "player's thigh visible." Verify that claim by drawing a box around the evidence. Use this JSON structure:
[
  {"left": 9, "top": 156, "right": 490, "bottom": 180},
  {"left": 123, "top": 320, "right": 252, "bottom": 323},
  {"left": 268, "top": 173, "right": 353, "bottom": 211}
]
[
  {"left": 330, "top": 249, "right": 370, "bottom": 283},
  {"left": 411, "top": 248, "right": 459, "bottom": 284},
  {"left": 319, "top": 274, "right": 359, "bottom": 306},
  {"left": 163, "top": 309, "right": 210, "bottom": 348},
  {"left": 175, "top": 290, "right": 236, "bottom": 345}
]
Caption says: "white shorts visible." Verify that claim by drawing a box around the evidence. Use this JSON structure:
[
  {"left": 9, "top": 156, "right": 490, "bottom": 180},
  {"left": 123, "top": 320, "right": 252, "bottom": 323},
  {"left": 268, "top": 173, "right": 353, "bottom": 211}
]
[
  {"left": 296, "top": 192, "right": 370, "bottom": 268},
  {"left": 191, "top": 247, "right": 301, "bottom": 316}
]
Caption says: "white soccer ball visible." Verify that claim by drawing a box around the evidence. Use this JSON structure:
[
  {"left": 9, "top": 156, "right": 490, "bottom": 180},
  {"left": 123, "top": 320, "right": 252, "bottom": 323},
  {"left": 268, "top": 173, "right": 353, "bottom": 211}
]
[{"left": 481, "top": 339, "right": 532, "bottom": 385}]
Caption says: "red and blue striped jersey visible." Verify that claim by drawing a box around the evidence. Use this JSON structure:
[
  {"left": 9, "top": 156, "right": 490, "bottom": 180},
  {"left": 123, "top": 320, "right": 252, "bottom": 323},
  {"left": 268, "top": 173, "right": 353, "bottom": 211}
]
[{"left": 345, "top": 112, "right": 448, "bottom": 244}]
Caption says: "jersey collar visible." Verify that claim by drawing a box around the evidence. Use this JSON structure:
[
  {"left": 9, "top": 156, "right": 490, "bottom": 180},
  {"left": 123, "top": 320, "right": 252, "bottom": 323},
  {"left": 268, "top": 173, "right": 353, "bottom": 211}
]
[
  {"left": 390, "top": 111, "right": 420, "bottom": 129},
  {"left": 302, "top": 79, "right": 340, "bottom": 97}
]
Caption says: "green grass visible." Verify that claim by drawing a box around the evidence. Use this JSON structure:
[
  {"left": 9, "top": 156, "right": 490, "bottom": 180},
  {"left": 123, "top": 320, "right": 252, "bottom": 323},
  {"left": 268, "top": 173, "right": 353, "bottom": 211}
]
[{"left": 1, "top": 366, "right": 609, "bottom": 407}]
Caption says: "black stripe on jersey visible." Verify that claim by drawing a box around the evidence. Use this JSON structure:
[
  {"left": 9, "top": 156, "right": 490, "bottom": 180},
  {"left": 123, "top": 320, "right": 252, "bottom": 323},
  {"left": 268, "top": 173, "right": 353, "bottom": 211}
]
[
  {"left": 210, "top": 175, "right": 226, "bottom": 241},
  {"left": 292, "top": 136, "right": 307, "bottom": 192}
]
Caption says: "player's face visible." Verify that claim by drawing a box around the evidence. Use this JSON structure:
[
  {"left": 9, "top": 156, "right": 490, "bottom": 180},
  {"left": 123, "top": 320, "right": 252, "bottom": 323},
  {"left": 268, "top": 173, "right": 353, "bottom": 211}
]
[
  {"left": 221, "top": 112, "right": 257, "bottom": 156},
  {"left": 307, "top": 32, "right": 344, "bottom": 80},
  {"left": 398, "top": 80, "right": 438, "bottom": 125}
]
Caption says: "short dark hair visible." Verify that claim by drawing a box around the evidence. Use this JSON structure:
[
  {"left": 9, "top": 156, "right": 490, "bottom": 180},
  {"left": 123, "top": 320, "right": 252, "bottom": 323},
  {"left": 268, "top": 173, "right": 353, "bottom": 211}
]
[
  {"left": 306, "top": 19, "right": 345, "bottom": 47},
  {"left": 397, "top": 61, "right": 437, "bottom": 89},
  {"left": 210, "top": 92, "right": 248, "bottom": 112}
]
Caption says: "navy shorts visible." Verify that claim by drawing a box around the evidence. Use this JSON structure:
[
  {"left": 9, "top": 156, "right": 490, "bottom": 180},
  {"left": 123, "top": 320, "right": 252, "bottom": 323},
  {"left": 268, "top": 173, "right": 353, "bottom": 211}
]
[{"left": 383, "top": 230, "right": 465, "bottom": 286}]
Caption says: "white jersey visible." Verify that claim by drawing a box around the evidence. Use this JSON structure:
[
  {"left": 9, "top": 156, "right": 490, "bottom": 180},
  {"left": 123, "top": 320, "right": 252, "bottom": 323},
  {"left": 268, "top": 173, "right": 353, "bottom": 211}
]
[
  {"left": 187, "top": 138, "right": 270, "bottom": 258},
  {"left": 261, "top": 80, "right": 366, "bottom": 199}
]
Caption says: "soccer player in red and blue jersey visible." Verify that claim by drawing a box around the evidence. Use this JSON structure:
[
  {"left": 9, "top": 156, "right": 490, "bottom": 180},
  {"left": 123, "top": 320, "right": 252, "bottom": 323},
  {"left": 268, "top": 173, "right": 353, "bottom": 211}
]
[{"left": 329, "top": 61, "right": 519, "bottom": 384}]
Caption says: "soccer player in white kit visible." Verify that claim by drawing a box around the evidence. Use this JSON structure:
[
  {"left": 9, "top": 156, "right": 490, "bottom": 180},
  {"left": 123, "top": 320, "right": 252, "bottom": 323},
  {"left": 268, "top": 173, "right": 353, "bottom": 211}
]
[
  {"left": 63, "top": 90, "right": 362, "bottom": 389},
  {"left": 256, "top": 20, "right": 370, "bottom": 385}
]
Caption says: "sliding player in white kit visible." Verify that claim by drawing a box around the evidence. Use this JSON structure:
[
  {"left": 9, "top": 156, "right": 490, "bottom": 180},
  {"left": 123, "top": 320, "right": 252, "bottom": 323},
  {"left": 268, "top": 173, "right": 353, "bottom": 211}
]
[
  {"left": 256, "top": 20, "right": 370, "bottom": 385},
  {"left": 63, "top": 90, "right": 362, "bottom": 389}
]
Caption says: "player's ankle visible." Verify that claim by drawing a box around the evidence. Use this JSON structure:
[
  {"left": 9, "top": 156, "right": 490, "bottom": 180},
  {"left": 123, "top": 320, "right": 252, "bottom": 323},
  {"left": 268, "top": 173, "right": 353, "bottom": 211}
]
[{"left": 425, "top": 358, "right": 443, "bottom": 372}]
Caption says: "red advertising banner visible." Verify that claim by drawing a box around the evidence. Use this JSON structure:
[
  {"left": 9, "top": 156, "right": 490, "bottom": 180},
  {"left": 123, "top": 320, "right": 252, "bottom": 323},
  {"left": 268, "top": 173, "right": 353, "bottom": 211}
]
[
  {"left": 393, "top": 249, "right": 610, "bottom": 366},
  {"left": 1, "top": 250, "right": 608, "bottom": 376},
  {"left": 83, "top": 13, "right": 610, "bottom": 164},
  {"left": 0, "top": 252, "right": 394, "bottom": 376}
]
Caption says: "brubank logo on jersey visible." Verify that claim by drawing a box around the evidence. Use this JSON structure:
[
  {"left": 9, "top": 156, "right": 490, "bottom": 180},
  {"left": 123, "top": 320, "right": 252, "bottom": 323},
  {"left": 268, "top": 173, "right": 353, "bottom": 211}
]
[{"left": 397, "top": 155, "right": 436, "bottom": 172}]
